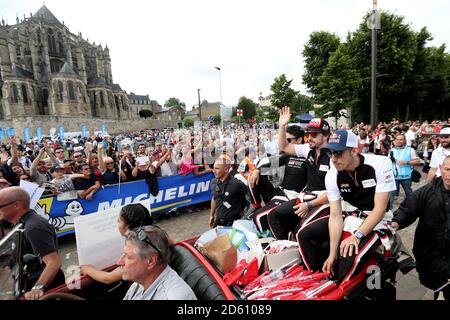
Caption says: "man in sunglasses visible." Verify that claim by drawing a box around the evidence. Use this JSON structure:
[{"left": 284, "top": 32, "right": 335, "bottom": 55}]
[
  {"left": 247, "top": 125, "right": 308, "bottom": 232},
  {"left": 426, "top": 127, "right": 450, "bottom": 183},
  {"left": 265, "top": 107, "right": 332, "bottom": 240},
  {"left": 0, "top": 187, "right": 65, "bottom": 299},
  {"left": 119, "top": 226, "right": 196, "bottom": 300},
  {"left": 298, "top": 130, "right": 396, "bottom": 283}
]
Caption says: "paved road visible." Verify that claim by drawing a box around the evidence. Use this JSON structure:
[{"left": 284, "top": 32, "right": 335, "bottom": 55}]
[{"left": 58, "top": 173, "right": 433, "bottom": 300}]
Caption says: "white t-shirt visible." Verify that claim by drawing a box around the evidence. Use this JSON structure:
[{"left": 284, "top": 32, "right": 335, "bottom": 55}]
[
  {"left": 325, "top": 154, "right": 396, "bottom": 205},
  {"left": 264, "top": 140, "right": 278, "bottom": 155},
  {"left": 429, "top": 146, "right": 450, "bottom": 177},
  {"left": 405, "top": 130, "right": 416, "bottom": 147}
]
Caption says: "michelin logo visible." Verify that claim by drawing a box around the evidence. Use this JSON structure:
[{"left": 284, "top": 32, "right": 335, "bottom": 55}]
[{"left": 97, "top": 181, "right": 210, "bottom": 211}]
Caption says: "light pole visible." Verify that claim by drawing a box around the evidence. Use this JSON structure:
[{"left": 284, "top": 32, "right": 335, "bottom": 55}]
[
  {"left": 370, "top": 0, "right": 380, "bottom": 128},
  {"left": 214, "top": 66, "right": 223, "bottom": 129},
  {"left": 197, "top": 88, "right": 202, "bottom": 122}
]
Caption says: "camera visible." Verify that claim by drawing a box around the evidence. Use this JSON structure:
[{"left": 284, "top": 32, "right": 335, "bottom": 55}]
[{"left": 389, "top": 151, "right": 395, "bottom": 163}]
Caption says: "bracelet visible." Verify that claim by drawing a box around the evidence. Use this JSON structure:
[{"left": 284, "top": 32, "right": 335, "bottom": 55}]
[{"left": 306, "top": 201, "right": 313, "bottom": 209}]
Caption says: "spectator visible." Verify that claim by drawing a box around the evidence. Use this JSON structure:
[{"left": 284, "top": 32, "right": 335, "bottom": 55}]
[
  {"left": 49, "top": 165, "right": 83, "bottom": 195},
  {"left": 426, "top": 127, "right": 450, "bottom": 183},
  {"left": 0, "top": 187, "right": 65, "bottom": 299},
  {"left": 120, "top": 225, "right": 197, "bottom": 300},
  {"left": 392, "top": 155, "right": 450, "bottom": 300},
  {"left": 73, "top": 164, "right": 101, "bottom": 200},
  {"left": 7, "top": 137, "right": 32, "bottom": 170},
  {"left": 423, "top": 135, "right": 439, "bottom": 173},
  {"left": 79, "top": 203, "right": 155, "bottom": 284},
  {"left": 97, "top": 143, "right": 126, "bottom": 185}
]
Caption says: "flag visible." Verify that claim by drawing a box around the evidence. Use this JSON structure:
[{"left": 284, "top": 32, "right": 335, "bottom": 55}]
[
  {"left": 59, "top": 125, "right": 65, "bottom": 140},
  {"left": 101, "top": 124, "right": 107, "bottom": 135},
  {"left": 81, "top": 125, "right": 87, "bottom": 138},
  {"left": 0, "top": 128, "right": 3, "bottom": 143},
  {"left": 7, "top": 128, "right": 16, "bottom": 138},
  {"left": 23, "top": 128, "right": 31, "bottom": 142},
  {"left": 36, "top": 127, "right": 42, "bottom": 142}
]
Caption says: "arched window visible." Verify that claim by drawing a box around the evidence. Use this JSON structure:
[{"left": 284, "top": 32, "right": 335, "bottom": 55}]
[
  {"left": 57, "top": 81, "right": 64, "bottom": 101},
  {"left": 47, "top": 29, "right": 56, "bottom": 53},
  {"left": 68, "top": 81, "right": 76, "bottom": 101},
  {"left": 21, "top": 84, "right": 28, "bottom": 104},
  {"left": 11, "top": 84, "right": 19, "bottom": 103},
  {"left": 100, "top": 91, "right": 105, "bottom": 106}
]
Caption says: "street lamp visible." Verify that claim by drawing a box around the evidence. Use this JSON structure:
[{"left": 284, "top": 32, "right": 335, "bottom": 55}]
[
  {"left": 370, "top": 0, "right": 381, "bottom": 128},
  {"left": 214, "top": 66, "right": 224, "bottom": 129}
]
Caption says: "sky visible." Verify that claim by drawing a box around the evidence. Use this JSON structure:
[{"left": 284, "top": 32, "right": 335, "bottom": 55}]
[{"left": 1, "top": 0, "right": 449, "bottom": 110}]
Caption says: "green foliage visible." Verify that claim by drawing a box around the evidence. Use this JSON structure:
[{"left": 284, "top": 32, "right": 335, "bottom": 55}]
[
  {"left": 237, "top": 96, "right": 257, "bottom": 120},
  {"left": 270, "top": 75, "right": 299, "bottom": 112},
  {"left": 164, "top": 97, "right": 186, "bottom": 109},
  {"left": 138, "top": 109, "right": 153, "bottom": 119},
  {"left": 304, "top": 10, "right": 450, "bottom": 122},
  {"left": 183, "top": 118, "right": 194, "bottom": 128},
  {"left": 302, "top": 31, "right": 341, "bottom": 96},
  {"left": 213, "top": 114, "right": 221, "bottom": 126},
  {"left": 317, "top": 44, "right": 361, "bottom": 127}
]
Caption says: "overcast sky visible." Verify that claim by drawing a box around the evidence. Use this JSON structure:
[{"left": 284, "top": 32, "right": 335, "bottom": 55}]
[{"left": 2, "top": 0, "right": 449, "bottom": 109}]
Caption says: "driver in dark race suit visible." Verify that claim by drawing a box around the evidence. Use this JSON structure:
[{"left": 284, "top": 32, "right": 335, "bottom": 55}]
[
  {"left": 266, "top": 107, "right": 332, "bottom": 240},
  {"left": 298, "top": 130, "right": 396, "bottom": 283}
]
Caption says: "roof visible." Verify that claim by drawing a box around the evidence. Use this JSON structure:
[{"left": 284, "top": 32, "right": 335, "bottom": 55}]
[
  {"left": 111, "top": 84, "right": 123, "bottom": 92},
  {"left": 58, "top": 62, "right": 77, "bottom": 75},
  {"left": 156, "top": 106, "right": 182, "bottom": 114},
  {"left": 87, "top": 77, "right": 106, "bottom": 86},
  {"left": 127, "top": 93, "right": 150, "bottom": 101},
  {"left": 33, "top": 5, "right": 61, "bottom": 24},
  {"left": 10, "top": 66, "right": 34, "bottom": 79}
]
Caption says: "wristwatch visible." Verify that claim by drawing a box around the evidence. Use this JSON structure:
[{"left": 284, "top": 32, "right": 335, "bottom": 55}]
[
  {"left": 354, "top": 230, "right": 365, "bottom": 240},
  {"left": 31, "top": 284, "right": 46, "bottom": 291}
]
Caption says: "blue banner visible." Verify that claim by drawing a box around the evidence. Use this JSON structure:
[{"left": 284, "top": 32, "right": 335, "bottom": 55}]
[
  {"left": 0, "top": 128, "right": 3, "bottom": 143},
  {"left": 101, "top": 124, "right": 107, "bottom": 135},
  {"left": 81, "top": 125, "right": 87, "bottom": 138},
  {"left": 36, "top": 127, "right": 42, "bottom": 142},
  {"left": 59, "top": 126, "right": 65, "bottom": 140},
  {"left": 7, "top": 128, "right": 15, "bottom": 138},
  {"left": 36, "top": 173, "right": 215, "bottom": 236},
  {"left": 23, "top": 128, "right": 31, "bottom": 142}
]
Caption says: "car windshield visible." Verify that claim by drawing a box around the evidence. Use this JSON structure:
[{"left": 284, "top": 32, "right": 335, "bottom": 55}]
[{"left": 0, "top": 225, "right": 22, "bottom": 300}]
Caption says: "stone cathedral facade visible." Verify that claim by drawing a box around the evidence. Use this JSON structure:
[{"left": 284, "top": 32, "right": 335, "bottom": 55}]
[{"left": 0, "top": 5, "right": 132, "bottom": 123}]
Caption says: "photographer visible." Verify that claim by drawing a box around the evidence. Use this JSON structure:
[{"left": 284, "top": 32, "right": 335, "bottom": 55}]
[{"left": 389, "top": 134, "right": 420, "bottom": 209}]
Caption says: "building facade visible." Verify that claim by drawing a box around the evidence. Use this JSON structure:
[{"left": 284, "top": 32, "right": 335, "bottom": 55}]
[{"left": 0, "top": 5, "right": 131, "bottom": 122}]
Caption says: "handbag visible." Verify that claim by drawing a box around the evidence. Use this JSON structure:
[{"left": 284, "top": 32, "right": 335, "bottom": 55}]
[{"left": 411, "top": 169, "right": 421, "bottom": 183}]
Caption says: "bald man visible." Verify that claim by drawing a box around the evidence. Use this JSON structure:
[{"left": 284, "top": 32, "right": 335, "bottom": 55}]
[
  {"left": 0, "top": 187, "right": 65, "bottom": 300},
  {"left": 209, "top": 156, "right": 249, "bottom": 227}
]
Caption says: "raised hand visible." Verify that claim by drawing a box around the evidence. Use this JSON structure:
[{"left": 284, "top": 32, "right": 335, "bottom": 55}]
[{"left": 278, "top": 106, "right": 291, "bottom": 127}]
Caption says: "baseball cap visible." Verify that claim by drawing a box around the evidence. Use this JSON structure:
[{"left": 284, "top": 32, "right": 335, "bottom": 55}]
[
  {"left": 50, "top": 165, "right": 65, "bottom": 173},
  {"left": 440, "top": 127, "right": 450, "bottom": 135},
  {"left": 326, "top": 130, "right": 358, "bottom": 151},
  {"left": 307, "top": 118, "right": 330, "bottom": 133}
]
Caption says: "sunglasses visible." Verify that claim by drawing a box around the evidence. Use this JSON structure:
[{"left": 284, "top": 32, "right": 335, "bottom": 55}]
[
  {"left": 440, "top": 135, "right": 450, "bottom": 139},
  {"left": 135, "top": 228, "right": 161, "bottom": 257},
  {"left": 73, "top": 155, "right": 82, "bottom": 158},
  {"left": 306, "top": 132, "right": 320, "bottom": 138},
  {"left": 105, "top": 162, "right": 114, "bottom": 165},
  {"left": 0, "top": 200, "right": 17, "bottom": 209},
  {"left": 82, "top": 168, "right": 91, "bottom": 171},
  {"left": 331, "top": 149, "right": 348, "bottom": 158},
  {"left": 286, "top": 137, "right": 298, "bottom": 143}
]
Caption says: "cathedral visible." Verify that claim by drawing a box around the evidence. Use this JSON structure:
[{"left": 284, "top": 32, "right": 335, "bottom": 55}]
[{"left": 0, "top": 5, "right": 131, "bottom": 121}]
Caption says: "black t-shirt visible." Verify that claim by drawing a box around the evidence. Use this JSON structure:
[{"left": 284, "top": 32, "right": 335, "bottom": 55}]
[
  {"left": 19, "top": 210, "right": 65, "bottom": 290},
  {"left": 295, "top": 146, "right": 332, "bottom": 192},
  {"left": 212, "top": 174, "right": 248, "bottom": 226},
  {"left": 103, "top": 168, "right": 120, "bottom": 185},
  {"left": 279, "top": 154, "right": 307, "bottom": 192},
  {"left": 134, "top": 169, "right": 157, "bottom": 181},
  {"left": 73, "top": 177, "right": 96, "bottom": 190}
]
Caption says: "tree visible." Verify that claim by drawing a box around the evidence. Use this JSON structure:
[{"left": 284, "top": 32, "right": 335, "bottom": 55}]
[
  {"left": 213, "top": 114, "right": 221, "bottom": 126},
  {"left": 139, "top": 109, "right": 153, "bottom": 119},
  {"left": 270, "top": 74, "right": 306, "bottom": 117},
  {"left": 237, "top": 96, "right": 257, "bottom": 121},
  {"left": 302, "top": 31, "right": 341, "bottom": 96},
  {"left": 183, "top": 118, "right": 194, "bottom": 128},
  {"left": 164, "top": 97, "right": 186, "bottom": 109},
  {"left": 316, "top": 44, "right": 361, "bottom": 128}
]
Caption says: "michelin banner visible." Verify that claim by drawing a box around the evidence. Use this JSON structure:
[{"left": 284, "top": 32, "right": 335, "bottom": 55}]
[{"left": 35, "top": 172, "right": 214, "bottom": 237}]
